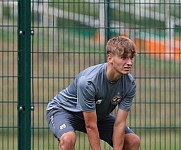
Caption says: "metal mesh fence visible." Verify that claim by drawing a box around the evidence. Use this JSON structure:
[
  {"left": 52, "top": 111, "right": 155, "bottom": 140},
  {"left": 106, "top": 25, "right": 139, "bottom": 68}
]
[
  {"left": 0, "top": 0, "right": 181, "bottom": 150},
  {"left": 0, "top": 1, "right": 18, "bottom": 150}
]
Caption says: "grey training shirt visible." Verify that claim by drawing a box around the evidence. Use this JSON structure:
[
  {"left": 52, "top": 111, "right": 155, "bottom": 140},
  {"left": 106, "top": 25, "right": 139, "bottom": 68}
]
[{"left": 46, "top": 63, "right": 136, "bottom": 121}]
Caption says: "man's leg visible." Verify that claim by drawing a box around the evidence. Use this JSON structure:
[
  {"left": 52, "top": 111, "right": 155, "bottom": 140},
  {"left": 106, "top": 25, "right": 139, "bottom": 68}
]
[
  {"left": 97, "top": 114, "right": 140, "bottom": 149},
  {"left": 123, "top": 133, "right": 140, "bottom": 150},
  {"left": 46, "top": 108, "right": 83, "bottom": 150},
  {"left": 59, "top": 131, "right": 76, "bottom": 150}
]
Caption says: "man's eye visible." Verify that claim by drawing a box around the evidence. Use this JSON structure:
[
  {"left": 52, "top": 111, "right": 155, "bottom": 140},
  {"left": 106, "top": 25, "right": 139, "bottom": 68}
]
[{"left": 122, "top": 57, "right": 133, "bottom": 60}]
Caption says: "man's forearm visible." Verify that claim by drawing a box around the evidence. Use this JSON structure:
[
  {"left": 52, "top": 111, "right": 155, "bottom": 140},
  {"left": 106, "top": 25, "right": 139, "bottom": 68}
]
[
  {"left": 113, "top": 126, "right": 125, "bottom": 150},
  {"left": 113, "top": 108, "right": 128, "bottom": 150},
  {"left": 86, "top": 126, "right": 101, "bottom": 150}
]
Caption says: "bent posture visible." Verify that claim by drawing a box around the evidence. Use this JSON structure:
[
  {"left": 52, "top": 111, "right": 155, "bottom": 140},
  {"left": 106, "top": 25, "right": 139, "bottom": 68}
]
[{"left": 46, "top": 36, "right": 140, "bottom": 150}]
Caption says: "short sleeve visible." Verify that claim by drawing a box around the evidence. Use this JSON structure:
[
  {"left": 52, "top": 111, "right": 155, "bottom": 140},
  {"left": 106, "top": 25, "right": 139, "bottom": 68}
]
[
  {"left": 118, "top": 78, "right": 136, "bottom": 111},
  {"left": 77, "top": 76, "right": 96, "bottom": 112}
]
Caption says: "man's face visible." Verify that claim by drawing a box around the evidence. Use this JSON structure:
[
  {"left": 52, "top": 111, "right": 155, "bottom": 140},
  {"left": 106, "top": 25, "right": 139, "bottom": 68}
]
[{"left": 108, "top": 53, "right": 134, "bottom": 75}]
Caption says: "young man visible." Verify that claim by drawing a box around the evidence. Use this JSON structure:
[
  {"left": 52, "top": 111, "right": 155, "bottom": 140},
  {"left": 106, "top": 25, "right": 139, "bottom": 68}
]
[{"left": 46, "top": 36, "right": 140, "bottom": 150}]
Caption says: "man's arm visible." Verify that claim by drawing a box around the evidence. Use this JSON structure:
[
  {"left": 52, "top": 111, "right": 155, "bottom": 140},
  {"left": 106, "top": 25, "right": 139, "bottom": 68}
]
[
  {"left": 83, "top": 111, "right": 101, "bottom": 150},
  {"left": 113, "top": 108, "right": 128, "bottom": 150}
]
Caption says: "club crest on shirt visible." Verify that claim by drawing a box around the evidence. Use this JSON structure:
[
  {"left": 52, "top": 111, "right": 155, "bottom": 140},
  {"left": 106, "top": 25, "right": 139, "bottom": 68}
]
[{"left": 111, "top": 95, "right": 121, "bottom": 105}]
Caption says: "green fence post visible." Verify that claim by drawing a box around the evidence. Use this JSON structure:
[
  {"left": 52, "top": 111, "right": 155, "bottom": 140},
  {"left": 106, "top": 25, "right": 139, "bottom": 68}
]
[
  {"left": 18, "top": 0, "right": 31, "bottom": 150},
  {"left": 104, "top": 0, "right": 111, "bottom": 61},
  {"left": 105, "top": 0, "right": 110, "bottom": 42}
]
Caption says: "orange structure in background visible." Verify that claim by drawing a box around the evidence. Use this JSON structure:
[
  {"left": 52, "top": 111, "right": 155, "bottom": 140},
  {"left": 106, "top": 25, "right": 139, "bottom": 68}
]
[
  {"left": 94, "top": 31, "right": 180, "bottom": 61},
  {"left": 135, "top": 37, "right": 180, "bottom": 60}
]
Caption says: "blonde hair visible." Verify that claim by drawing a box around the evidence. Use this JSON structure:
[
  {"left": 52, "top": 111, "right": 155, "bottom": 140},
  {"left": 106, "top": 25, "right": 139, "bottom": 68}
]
[{"left": 106, "top": 36, "right": 137, "bottom": 58}]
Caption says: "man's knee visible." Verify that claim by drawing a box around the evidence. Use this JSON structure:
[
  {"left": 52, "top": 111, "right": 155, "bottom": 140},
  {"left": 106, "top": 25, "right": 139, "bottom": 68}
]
[
  {"left": 59, "top": 132, "right": 76, "bottom": 150},
  {"left": 131, "top": 134, "right": 140, "bottom": 146},
  {"left": 124, "top": 133, "right": 140, "bottom": 148}
]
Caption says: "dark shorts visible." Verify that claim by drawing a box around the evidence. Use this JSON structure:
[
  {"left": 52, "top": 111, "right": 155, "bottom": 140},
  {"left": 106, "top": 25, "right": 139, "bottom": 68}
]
[{"left": 46, "top": 108, "right": 134, "bottom": 146}]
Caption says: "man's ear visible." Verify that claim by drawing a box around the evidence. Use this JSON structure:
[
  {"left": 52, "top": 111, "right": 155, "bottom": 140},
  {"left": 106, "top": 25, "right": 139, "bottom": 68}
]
[{"left": 107, "top": 53, "right": 113, "bottom": 64}]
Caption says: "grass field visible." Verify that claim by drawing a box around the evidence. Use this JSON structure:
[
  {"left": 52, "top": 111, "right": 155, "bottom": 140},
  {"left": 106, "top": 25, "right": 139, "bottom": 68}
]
[{"left": 0, "top": 129, "right": 181, "bottom": 150}]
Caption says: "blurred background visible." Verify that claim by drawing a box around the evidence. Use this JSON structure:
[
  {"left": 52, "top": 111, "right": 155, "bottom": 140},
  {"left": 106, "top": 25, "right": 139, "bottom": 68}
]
[{"left": 0, "top": 0, "right": 180, "bottom": 149}]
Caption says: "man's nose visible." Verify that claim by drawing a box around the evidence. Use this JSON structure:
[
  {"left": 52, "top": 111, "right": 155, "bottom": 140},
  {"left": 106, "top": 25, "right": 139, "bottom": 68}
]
[{"left": 126, "top": 58, "right": 133, "bottom": 65}]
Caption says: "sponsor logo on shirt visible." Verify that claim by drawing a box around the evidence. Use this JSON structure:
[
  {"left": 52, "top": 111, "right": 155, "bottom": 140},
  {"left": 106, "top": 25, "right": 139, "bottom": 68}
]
[{"left": 96, "top": 99, "right": 102, "bottom": 104}]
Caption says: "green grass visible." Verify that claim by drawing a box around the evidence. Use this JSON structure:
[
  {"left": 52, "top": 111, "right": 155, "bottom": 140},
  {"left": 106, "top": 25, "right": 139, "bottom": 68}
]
[{"left": 0, "top": 129, "right": 181, "bottom": 150}]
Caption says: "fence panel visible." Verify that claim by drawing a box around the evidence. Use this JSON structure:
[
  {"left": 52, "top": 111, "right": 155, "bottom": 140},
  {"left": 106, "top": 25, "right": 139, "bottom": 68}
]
[
  {"left": 31, "top": 1, "right": 181, "bottom": 150},
  {"left": 0, "top": 1, "right": 18, "bottom": 150},
  {"left": 31, "top": 0, "right": 106, "bottom": 149}
]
